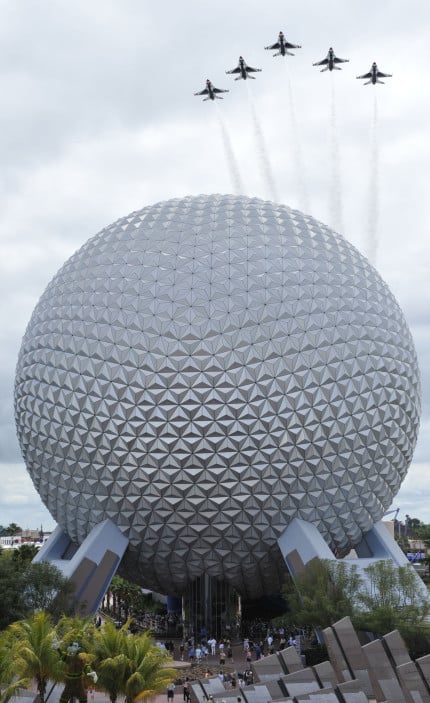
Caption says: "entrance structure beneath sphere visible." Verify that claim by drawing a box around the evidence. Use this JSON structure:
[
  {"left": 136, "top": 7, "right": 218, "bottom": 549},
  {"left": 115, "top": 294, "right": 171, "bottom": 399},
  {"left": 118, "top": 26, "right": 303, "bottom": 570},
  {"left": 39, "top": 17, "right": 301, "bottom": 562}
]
[{"left": 34, "top": 516, "right": 429, "bottom": 628}]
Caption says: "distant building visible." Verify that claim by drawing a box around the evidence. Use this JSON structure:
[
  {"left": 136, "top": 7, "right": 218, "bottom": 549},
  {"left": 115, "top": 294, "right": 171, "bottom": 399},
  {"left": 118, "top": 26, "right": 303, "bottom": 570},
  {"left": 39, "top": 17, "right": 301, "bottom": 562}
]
[
  {"left": 0, "top": 529, "right": 51, "bottom": 549},
  {"left": 408, "top": 538, "right": 428, "bottom": 552}
]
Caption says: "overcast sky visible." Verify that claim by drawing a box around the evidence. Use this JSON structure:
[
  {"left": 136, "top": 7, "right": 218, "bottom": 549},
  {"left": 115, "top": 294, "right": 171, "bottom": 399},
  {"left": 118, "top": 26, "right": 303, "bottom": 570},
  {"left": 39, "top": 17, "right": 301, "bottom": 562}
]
[{"left": 1, "top": 0, "right": 429, "bottom": 532}]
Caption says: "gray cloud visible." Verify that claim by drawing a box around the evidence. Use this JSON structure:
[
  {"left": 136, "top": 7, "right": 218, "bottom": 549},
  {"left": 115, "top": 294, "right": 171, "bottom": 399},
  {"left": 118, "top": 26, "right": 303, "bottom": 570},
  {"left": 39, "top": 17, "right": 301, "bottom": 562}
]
[
  {"left": 0, "top": 463, "right": 56, "bottom": 531},
  {"left": 395, "top": 463, "right": 430, "bottom": 523},
  {"left": 1, "top": 0, "right": 429, "bottom": 528}
]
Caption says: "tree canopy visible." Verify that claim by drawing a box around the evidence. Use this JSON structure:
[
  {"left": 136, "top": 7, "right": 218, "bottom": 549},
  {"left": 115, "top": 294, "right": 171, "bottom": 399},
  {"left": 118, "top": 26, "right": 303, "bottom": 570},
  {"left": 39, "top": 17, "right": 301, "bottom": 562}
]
[
  {"left": 0, "top": 553, "right": 74, "bottom": 629},
  {"left": 12, "top": 542, "right": 40, "bottom": 564},
  {"left": 354, "top": 560, "right": 430, "bottom": 637},
  {"left": 0, "top": 523, "right": 22, "bottom": 536},
  {"left": 281, "top": 557, "right": 430, "bottom": 652},
  {"left": 92, "top": 620, "right": 176, "bottom": 703},
  {"left": 1, "top": 613, "right": 176, "bottom": 703},
  {"left": 280, "top": 559, "right": 363, "bottom": 630},
  {"left": 3, "top": 611, "right": 66, "bottom": 703}
]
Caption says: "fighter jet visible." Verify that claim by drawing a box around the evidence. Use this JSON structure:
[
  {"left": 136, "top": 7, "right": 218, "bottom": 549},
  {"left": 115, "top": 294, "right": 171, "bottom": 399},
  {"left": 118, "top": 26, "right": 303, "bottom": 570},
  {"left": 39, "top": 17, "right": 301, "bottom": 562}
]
[
  {"left": 313, "top": 47, "right": 349, "bottom": 72},
  {"left": 265, "top": 31, "right": 301, "bottom": 57},
  {"left": 226, "top": 56, "right": 262, "bottom": 80},
  {"left": 194, "top": 79, "right": 229, "bottom": 101},
  {"left": 356, "top": 62, "right": 392, "bottom": 85}
]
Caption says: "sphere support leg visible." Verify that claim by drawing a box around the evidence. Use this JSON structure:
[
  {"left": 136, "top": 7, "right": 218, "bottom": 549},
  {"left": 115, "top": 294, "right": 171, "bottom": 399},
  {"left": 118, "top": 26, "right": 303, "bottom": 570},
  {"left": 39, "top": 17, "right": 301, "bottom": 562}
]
[
  {"left": 277, "top": 517, "right": 428, "bottom": 599},
  {"left": 33, "top": 519, "right": 129, "bottom": 615}
]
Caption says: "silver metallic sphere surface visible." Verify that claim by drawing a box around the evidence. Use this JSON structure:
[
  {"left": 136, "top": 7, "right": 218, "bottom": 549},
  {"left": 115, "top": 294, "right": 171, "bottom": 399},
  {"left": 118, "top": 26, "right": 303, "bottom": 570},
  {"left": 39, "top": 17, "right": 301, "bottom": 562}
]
[{"left": 15, "top": 194, "right": 420, "bottom": 598}]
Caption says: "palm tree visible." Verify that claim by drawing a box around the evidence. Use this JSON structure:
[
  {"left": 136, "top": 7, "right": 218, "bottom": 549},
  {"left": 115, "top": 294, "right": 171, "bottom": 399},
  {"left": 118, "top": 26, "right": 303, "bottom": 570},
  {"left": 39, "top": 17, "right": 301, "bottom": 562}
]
[
  {"left": 93, "top": 620, "right": 176, "bottom": 703},
  {"left": 123, "top": 632, "right": 176, "bottom": 703},
  {"left": 107, "top": 576, "right": 122, "bottom": 620},
  {"left": 6, "top": 611, "right": 65, "bottom": 703},
  {"left": 91, "top": 620, "right": 129, "bottom": 703},
  {"left": 0, "top": 630, "right": 30, "bottom": 703}
]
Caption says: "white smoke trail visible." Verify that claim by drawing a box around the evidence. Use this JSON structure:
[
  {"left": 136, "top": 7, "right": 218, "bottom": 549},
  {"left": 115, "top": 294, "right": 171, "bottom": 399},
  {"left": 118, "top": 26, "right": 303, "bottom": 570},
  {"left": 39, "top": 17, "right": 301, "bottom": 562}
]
[
  {"left": 246, "top": 82, "right": 279, "bottom": 202},
  {"left": 329, "top": 75, "right": 344, "bottom": 233},
  {"left": 215, "top": 104, "right": 244, "bottom": 194},
  {"left": 284, "top": 61, "right": 309, "bottom": 212},
  {"left": 366, "top": 94, "right": 379, "bottom": 265}
]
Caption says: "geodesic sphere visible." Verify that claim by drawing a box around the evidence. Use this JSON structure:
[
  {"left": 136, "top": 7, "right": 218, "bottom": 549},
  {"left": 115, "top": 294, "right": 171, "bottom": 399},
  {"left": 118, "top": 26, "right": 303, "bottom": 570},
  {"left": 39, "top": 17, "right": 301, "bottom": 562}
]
[{"left": 14, "top": 194, "right": 420, "bottom": 598}]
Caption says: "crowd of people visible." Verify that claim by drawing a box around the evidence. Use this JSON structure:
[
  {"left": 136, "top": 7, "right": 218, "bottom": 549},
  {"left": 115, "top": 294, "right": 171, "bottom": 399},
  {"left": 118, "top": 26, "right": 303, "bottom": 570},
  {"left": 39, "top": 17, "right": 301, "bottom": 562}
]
[
  {"left": 165, "top": 628, "right": 312, "bottom": 701},
  {"left": 133, "top": 611, "right": 182, "bottom": 634},
  {"left": 173, "top": 628, "right": 304, "bottom": 669},
  {"left": 177, "top": 637, "right": 235, "bottom": 665}
]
